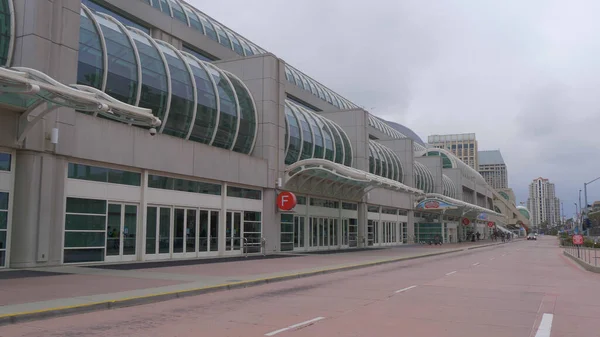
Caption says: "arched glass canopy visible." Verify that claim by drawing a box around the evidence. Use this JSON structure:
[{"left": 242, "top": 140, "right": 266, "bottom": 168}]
[
  {"left": 442, "top": 174, "right": 457, "bottom": 199},
  {"left": 367, "top": 114, "right": 408, "bottom": 140},
  {"left": 414, "top": 160, "right": 434, "bottom": 193},
  {"left": 367, "top": 140, "right": 404, "bottom": 183},
  {"left": 76, "top": 6, "right": 258, "bottom": 155},
  {"left": 517, "top": 206, "right": 531, "bottom": 220},
  {"left": 284, "top": 64, "right": 359, "bottom": 111},
  {"left": 422, "top": 148, "right": 487, "bottom": 184},
  {"left": 284, "top": 100, "right": 353, "bottom": 166},
  {"left": 499, "top": 191, "right": 510, "bottom": 201},
  {"left": 141, "top": 0, "right": 263, "bottom": 57}
]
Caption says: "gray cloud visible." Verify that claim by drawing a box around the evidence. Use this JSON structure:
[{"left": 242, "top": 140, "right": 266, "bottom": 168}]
[{"left": 191, "top": 0, "right": 600, "bottom": 217}]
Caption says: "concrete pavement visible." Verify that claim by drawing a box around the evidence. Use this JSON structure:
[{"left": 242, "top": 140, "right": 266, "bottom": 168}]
[
  {"left": 0, "top": 241, "right": 503, "bottom": 325},
  {"left": 1, "top": 236, "right": 597, "bottom": 336}
]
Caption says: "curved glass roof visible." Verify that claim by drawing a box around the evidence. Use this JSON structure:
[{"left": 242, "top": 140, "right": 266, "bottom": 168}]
[
  {"left": 284, "top": 64, "right": 358, "bottom": 111},
  {"left": 0, "top": 0, "right": 14, "bottom": 67},
  {"left": 77, "top": 5, "right": 257, "bottom": 155},
  {"left": 367, "top": 114, "right": 407, "bottom": 140},
  {"left": 368, "top": 140, "right": 404, "bottom": 183},
  {"left": 517, "top": 205, "right": 531, "bottom": 220},
  {"left": 137, "top": 0, "right": 265, "bottom": 57},
  {"left": 384, "top": 120, "right": 426, "bottom": 146},
  {"left": 422, "top": 148, "right": 487, "bottom": 184},
  {"left": 284, "top": 100, "right": 353, "bottom": 167},
  {"left": 442, "top": 174, "right": 457, "bottom": 199},
  {"left": 499, "top": 191, "right": 510, "bottom": 201},
  {"left": 414, "top": 161, "right": 434, "bottom": 193}
]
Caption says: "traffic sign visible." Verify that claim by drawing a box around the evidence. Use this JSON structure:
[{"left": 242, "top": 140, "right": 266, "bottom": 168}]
[
  {"left": 487, "top": 221, "right": 494, "bottom": 228},
  {"left": 573, "top": 234, "right": 584, "bottom": 245},
  {"left": 276, "top": 191, "right": 297, "bottom": 211},
  {"left": 462, "top": 218, "right": 470, "bottom": 226}
]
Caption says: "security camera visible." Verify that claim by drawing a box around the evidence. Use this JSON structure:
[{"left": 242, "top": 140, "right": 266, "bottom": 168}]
[{"left": 149, "top": 128, "right": 157, "bottom": 136}]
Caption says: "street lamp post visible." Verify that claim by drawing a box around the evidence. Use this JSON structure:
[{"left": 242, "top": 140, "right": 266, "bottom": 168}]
[
  {"left": 574, "top": 202, "right": 579, "bottom": 232},
  {"left": 583, "top": 176, "right": 600, "bottom": 235}
]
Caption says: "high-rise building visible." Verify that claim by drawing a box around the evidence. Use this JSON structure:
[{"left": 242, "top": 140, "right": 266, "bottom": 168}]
[
  {"left": 478, "top": 150, "right": 508, "bottom": 189},
  {"left": 427, "top": 133, "right": 478, "bottom": 169},
  {"left": 527, "top": 178, "right": 561, "bottom": 228}
]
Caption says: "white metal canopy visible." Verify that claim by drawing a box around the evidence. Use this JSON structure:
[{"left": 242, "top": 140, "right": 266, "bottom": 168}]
[
  {"left": 418, "top": 193, "right": 504, "bottom": 218},
  {"left": 284, "top": 158, "right": 424, "bottom": 201},
  {"left": 0, "top": 66, "right": 161, "bottom": 144}
]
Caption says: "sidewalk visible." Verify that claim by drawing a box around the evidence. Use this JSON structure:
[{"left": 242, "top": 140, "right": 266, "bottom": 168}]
[{"left": 0, "top": 241, "right": 505, "bottom": 325}]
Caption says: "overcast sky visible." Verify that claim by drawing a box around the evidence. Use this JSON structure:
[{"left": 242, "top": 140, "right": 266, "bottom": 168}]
[{"left": 190, "top": 0, "right": 600, "bottom": 218}]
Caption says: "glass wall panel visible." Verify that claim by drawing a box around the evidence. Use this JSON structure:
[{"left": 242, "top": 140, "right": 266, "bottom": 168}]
[
  {"left": 194, "top": 11, "right": 218, "bottom": 41},
  {"left": 148, "top": 174, "right": 221, "bottom": 195},
  {"left": 167, "top": 0, "right": 188, "bottom": 24},
  {"left": 146, "top": 206, "right": 157, "bottom": 254},
  {"left": 82, "top": 0, "right": 149, "bottom": 33},
  {"left": 77, "top": 9, "right": 104, "bottom": 89},
  {"left": 158, "top": 0, "right": 171, "bottom": 15},
  {"left": 68, "top": 163, "right": 141, "bottom": 186},
  {"left": 156, "top": 43, "right": 195, "bottom": 138},
  {"left": 0, "top": 0, "right": 10, "bottom": 67},
  {"left": 183, "top": 6, "right": 203, "bottom": 32},
  {"left": 0, "top": 191, "right": 7, "bottom": 267},
  {"left": 183, "top": 45, "right": 214, "bottom": 62},
  {"left": 227, "top": 74, "right": 256, "bottom": 154},
  {"left": 292, "top": 106, "right": 313, "bottom": 160},
  {"left": 238, "top": 38, "right": 254, "bottom": 56},
  {"left": 325, "top": 120, "right": 344, "bottom": 164},
  {"left": 284, "top": 105, "right": 302, "bottom": 165},
  {"left": 0, "top": 152, "right": 10, "bottom": 171},
  {"left": 211, "top": 22, "right": 232, "bottom": 49},
  {"left": 128, "top": 29, "right": 169, "bottom": 120},
  {"left": 63, "top": 198, "right": 106, "bottom": 263},
  {"left": 334, "top": 124, "right": 352, "bottom": 166},
  {"left": 206, "top": 66, "right": 238, "bottom": 149},
  {"left": 226, "top": 31, "right": 245, "bottom": 56},
  {"left": 305, "top": 113, "right": 324, "bottom": 159},
  {"left": 227, "top": 186, "right": 262, "bottom": 200},
  {"left": 93, "top": 13, "right": 139, "bottom": 105},
  {"left": 184, "top": 56, "right": 218, "bottom": 144}
]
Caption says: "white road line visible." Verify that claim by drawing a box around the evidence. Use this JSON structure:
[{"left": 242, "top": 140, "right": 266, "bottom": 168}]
[
  {"left": 534, "top": 313, "right": 553, "bottom": 337},
  {"left": 489, "top": 257, "right": 495, "bottom": 261},
  {"left": 445, "top": 271, "right": 457, "bottom": 276},
  {"left": 265, "top": 317, "right": 326, "bottom": 336},
  {"left": 472, "top": 262, "right": 480, "bottom": 266},
  {"left": 394, "top": 285, "right": 417, "bottom": 294}
]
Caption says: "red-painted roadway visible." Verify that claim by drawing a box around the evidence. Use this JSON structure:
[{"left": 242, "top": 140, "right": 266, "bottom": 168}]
[{"left": 2, "top": 237, "right": 598, "bottom": 337}]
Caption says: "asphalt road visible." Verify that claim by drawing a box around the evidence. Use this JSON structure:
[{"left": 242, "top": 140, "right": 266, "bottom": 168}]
[{"left": 2, "top": 237, "right": 598, "bottom": 337}]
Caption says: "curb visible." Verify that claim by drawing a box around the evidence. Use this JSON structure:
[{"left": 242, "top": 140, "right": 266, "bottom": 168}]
[
  {"left": 563, "top": 251, "right": 600, "bottom": 273},
  {"left": 0, "top": 243, "right": 502, "bottom": 326}
]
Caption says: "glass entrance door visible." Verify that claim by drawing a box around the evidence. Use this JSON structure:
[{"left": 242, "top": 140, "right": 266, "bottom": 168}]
[
  {"left": 173, "top": 208, "right": 198, "bottom": 257},
  {"left": 293, "top": 216, "right": 305, "bottom": 249},
  {"left": 106, "top": 203, "right": 137, "bottom": 262},
  {"left": 226, "top": 211, "right": 242, "bottom": 253},
  {"left": 145, "top": 206, "right": 171, "bottom": 260}
]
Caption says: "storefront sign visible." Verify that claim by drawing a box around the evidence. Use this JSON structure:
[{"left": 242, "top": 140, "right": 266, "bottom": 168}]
[
  {"left": 277, "top": 191, "right": 297, "bottom": 211},
  {"left": 477, "top": 213, "right": 489, "bottom": 221},
  {"left": 487, "top": 221, "right": 495, "bottom": 228},
  {"left": 416, "top": 198, "right": 456, "bottom": 210},
  {"left": 462, "top": 218, "right": 470, "bottom": 226},
  {"left": 573, "top": 234, "right": 584, "bottom": 245}
]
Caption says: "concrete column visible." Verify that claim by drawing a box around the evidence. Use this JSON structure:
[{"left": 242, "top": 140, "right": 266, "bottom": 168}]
[
  {"left": 262, "top": 189, "right": 279, "bottom": 253},
  {"left": 407, "top": 210, "right": 415, "bottom": 242},
  {"left": 11, "top": 151, "right": 66, "bottom": 267},
  {"left": 357, "top": 202, "right": 367, "bottom": 247}
]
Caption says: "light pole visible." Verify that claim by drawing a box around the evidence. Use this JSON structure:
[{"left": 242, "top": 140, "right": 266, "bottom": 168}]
[
  {"left": 583, "top": 176, "right": 600, "bottom": 235},
  {"left": 574, "top": 202, "right": 579, "bottom": 232}
]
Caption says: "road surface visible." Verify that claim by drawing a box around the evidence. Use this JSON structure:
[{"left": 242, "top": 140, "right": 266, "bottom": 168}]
[{"left": 2, "top": 237, "right": 598, "bottom": 337}]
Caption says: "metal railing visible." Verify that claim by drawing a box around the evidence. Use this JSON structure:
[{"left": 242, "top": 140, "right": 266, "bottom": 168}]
[
  {"left": 563, "top": 243, "right": 600, "bottom": 267},
  {"left": 243, "top": 236, "right": 266, "bottom": 257}
]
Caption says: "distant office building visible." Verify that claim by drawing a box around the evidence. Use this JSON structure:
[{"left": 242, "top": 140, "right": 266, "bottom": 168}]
[
  {"left": 478, "top": 150, "right": 508, "bottom": 189},
  {"left": 427, "top": 133, "right": 478, "bottom": 169},
  {"left": 527, "top": 178, "right": 561, "bottom": 228}
]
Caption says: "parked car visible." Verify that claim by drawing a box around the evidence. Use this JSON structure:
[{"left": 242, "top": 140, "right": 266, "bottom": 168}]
[{"left": 527, "top": 234, "right": 537, "bottom": 240}]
